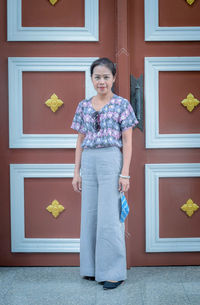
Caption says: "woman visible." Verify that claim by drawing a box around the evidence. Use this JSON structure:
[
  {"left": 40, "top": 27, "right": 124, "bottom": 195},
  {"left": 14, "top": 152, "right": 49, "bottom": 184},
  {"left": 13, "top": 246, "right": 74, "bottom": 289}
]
[{"left": 71, "top": 58, "right": 138, "bottom": 290}]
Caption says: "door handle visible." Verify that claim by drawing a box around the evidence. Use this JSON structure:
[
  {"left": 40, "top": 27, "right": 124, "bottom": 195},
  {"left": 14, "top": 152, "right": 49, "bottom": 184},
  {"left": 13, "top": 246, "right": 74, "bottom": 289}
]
[{"left": 130, "top": 74, "right": 143, "bottom": 131}]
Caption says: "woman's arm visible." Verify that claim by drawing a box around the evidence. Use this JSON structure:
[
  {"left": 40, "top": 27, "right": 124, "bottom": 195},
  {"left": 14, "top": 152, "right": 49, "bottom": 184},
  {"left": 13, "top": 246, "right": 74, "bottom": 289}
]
[
  {"left": 72, "top": 133, "right": 85, "bottom": 193},
  {"left": 119, "top": 127, "right": 132, "bottom": 192}
]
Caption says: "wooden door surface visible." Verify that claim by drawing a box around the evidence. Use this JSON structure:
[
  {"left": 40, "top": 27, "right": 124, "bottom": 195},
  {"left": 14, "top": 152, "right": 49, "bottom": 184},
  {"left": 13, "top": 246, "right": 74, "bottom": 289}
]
[
  {"left": 0, "top": 0, "right": 116, "bottom": 266},
  {"left": 127, "top": 0, "right": 200, "bottom": 266},
  {"left": 0, "top": 0, "right": 200, "bottom": 267}
]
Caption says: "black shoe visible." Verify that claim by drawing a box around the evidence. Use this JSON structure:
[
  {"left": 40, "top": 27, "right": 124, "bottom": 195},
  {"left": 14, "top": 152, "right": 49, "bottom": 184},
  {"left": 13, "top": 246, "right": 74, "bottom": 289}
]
[
  {"left": 103, "top": 280, "right": 124, "bottom": 290},
  {"left": 83, "top": 276, "right": 95, "bottom": 281},
  {"left": 98, "top": 281, "right": 105, "bottom": 285}
]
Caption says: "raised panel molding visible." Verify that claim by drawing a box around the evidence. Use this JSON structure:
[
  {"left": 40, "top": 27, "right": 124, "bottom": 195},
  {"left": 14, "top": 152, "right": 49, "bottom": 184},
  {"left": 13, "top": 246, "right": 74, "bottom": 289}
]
[
  {"left": 145, "top": 57, "right": 200, "bottom": 149},
  {"left": 8, "top": 57, "right": 98, "bottom": 148},
  {"left": 145, "top": 0, "right": 200, "bottom": 41},
  {"left": 10, "top": 164, "right": 80, "bottom": 253},
  {"left": 7, "top": 0, "right": 99, "bottom": 41},
  {"left": 145, "top": 163, "right": 200, "bottom": 252}
]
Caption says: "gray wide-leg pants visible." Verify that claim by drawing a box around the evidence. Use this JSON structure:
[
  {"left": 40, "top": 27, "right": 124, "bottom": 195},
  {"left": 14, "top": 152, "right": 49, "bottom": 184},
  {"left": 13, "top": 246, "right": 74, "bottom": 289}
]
[{"left": 80, "top": 146, "right": 127, "bottom": 282}]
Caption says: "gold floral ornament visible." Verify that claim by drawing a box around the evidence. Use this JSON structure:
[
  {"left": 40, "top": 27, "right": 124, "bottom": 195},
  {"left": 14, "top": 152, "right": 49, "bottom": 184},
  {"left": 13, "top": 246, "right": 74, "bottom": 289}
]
[
  {"left": 181, "top": 93, "right": 200, "bottom": 112},
  {"left": 49, "top": 0, "right": 59, "bottom": 5},
  {"left": 181, "top": 198, "right": 199, "bottom": 217},
  {"left": 45, "top": 94, "right": 64, "bottom": 112},
  {"left": 46, "top": 200, "right": 65, "bottom": 218},
  {"left": 186, "top": 0, "right": 196, "bottom": 5}
]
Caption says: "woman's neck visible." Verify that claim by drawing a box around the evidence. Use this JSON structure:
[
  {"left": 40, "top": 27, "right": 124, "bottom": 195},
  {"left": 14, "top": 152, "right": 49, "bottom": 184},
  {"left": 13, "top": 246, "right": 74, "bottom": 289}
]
[
  {"left": 95, "top": 92, "right": 114, "bottom": 102},
  {"left": 91, "top": 92, "right": 114, "bottom": 112}
]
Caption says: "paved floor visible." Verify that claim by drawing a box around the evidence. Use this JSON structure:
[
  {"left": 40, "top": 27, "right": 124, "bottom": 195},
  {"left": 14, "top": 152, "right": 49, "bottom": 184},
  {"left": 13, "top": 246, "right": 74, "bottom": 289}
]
[{"left": 0, "top": 266, "right": 199, "bottom": 305}]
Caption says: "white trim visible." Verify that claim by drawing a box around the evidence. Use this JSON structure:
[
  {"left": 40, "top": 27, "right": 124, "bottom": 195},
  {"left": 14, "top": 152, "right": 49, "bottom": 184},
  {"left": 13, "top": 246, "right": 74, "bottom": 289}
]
[
  {"left": 145, "top": 0, "right": 200, "bottom": 41},
  {"left": 8, "top": 57, "right": 98, "bottom": 148},
  {"left": 145, "top": 57, "right": 200, "bottom": 149},
  {"left": 7, "top": 0, "right": 99, "bottom": 41},
  {"left": 10, "top": 163, "right": 80, "bottom": 253},
  {"left": 145, "top": 163, "right": 200, "bottom": 252}
]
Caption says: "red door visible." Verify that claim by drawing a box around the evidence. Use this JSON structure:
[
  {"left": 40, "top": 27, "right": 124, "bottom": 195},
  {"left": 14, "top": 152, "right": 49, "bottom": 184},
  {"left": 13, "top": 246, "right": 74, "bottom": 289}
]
[
  {"left": 1, "top": 0, "right": 200, "bottom": 267},
  {"left": 127, "top": 0, "right": 200, "bottom": 266},
  {"left": 1, "top": 0, "right": 116, "bottom": 266}
]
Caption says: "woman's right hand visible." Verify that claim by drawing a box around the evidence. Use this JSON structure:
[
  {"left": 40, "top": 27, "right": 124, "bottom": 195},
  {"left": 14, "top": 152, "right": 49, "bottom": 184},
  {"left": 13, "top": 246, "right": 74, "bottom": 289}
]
[{"left": 72, "top": 174, "right": 82, "bottom": 193}]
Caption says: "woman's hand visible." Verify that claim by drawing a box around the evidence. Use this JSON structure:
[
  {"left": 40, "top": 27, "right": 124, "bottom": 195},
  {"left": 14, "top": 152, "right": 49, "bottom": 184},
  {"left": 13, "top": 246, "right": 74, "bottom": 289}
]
[
  {"left": 120, "top": 127, "right": 132, "bottom": 193},
  {"left": 118, "top": 177, "right": 130, "bottom": 192},
  {"left": 72, "top": 174, "right": 82, "bottom": 193}
]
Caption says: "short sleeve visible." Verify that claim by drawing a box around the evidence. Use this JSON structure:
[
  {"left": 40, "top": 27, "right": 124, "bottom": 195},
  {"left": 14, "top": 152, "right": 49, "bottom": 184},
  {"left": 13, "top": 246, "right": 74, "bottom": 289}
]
[
  {"left": 119, "top": 99, "right": 139, "bottom": 132},
  {"left": 70, "top": 101, "right": 86, "bottom": 134}
]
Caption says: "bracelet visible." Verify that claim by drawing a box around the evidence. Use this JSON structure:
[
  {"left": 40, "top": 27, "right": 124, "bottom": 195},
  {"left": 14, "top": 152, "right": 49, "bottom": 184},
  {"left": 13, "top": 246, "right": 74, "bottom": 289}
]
[{"left": 119, "top": 174, "right": 130, "bottom": 179}]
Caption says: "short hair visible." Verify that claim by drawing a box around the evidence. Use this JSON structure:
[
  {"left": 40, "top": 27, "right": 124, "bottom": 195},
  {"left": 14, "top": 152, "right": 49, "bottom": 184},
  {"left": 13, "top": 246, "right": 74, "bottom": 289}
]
[{"left": 90, "top": 58, "right": 116, "bottom": 77}]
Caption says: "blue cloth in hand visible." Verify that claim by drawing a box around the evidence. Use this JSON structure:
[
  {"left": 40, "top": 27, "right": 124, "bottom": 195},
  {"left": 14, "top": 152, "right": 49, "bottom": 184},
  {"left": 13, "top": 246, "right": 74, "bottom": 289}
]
[{"left": 120, "top": 192, "right": 129, "bottom": 223}]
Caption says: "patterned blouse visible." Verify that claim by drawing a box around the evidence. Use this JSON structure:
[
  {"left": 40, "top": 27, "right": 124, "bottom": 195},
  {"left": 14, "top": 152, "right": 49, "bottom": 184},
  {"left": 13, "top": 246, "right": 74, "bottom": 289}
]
[{"left": 71, "top": 94, "right": 138, "bottom": 149}]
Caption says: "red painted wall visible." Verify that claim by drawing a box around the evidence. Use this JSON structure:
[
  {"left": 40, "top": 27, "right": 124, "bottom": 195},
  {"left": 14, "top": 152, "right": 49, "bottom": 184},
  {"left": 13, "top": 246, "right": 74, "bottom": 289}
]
[
  {"left": 23, "top": 72, "right": 85, "bottom": 134},
  {"left": 159, "top": 0, "right": 200, "bottom": 27},
  {"left": 159, "top": 177, "right": 200, "bottom": 238},
  {"left": 22, "top": 0, "right": 85, "bottom": 27},
  {"left": 159, "top": 71, "right": 200, "bottom": 134},
  {"left": 24, "top": 178, "right": 81, "bottom": 238}
]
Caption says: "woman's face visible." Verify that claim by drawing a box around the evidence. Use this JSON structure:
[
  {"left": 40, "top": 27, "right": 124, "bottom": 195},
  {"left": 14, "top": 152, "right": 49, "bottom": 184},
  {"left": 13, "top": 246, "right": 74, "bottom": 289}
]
[{"left": 91, "top": 65, "right": 115, "bottom": 96}]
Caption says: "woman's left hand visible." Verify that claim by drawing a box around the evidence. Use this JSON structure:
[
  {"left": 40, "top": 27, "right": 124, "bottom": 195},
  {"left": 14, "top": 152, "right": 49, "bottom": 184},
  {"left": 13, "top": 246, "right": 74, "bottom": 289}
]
[{"left": 118, "top": 177, "right": 130, "bottom": 192}]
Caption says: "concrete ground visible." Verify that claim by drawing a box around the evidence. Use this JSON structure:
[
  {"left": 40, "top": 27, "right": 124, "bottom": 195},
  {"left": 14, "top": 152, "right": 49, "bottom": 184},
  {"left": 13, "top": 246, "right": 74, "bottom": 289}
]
[{"left": 0, "top": 266, "right": 199, "bottom": 305}]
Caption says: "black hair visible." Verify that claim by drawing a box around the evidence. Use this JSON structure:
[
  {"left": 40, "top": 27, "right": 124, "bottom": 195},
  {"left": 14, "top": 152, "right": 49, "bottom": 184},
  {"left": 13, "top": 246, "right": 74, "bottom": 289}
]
[{"left": 90, "top": 57, "right": 116, "bottom": 77}]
